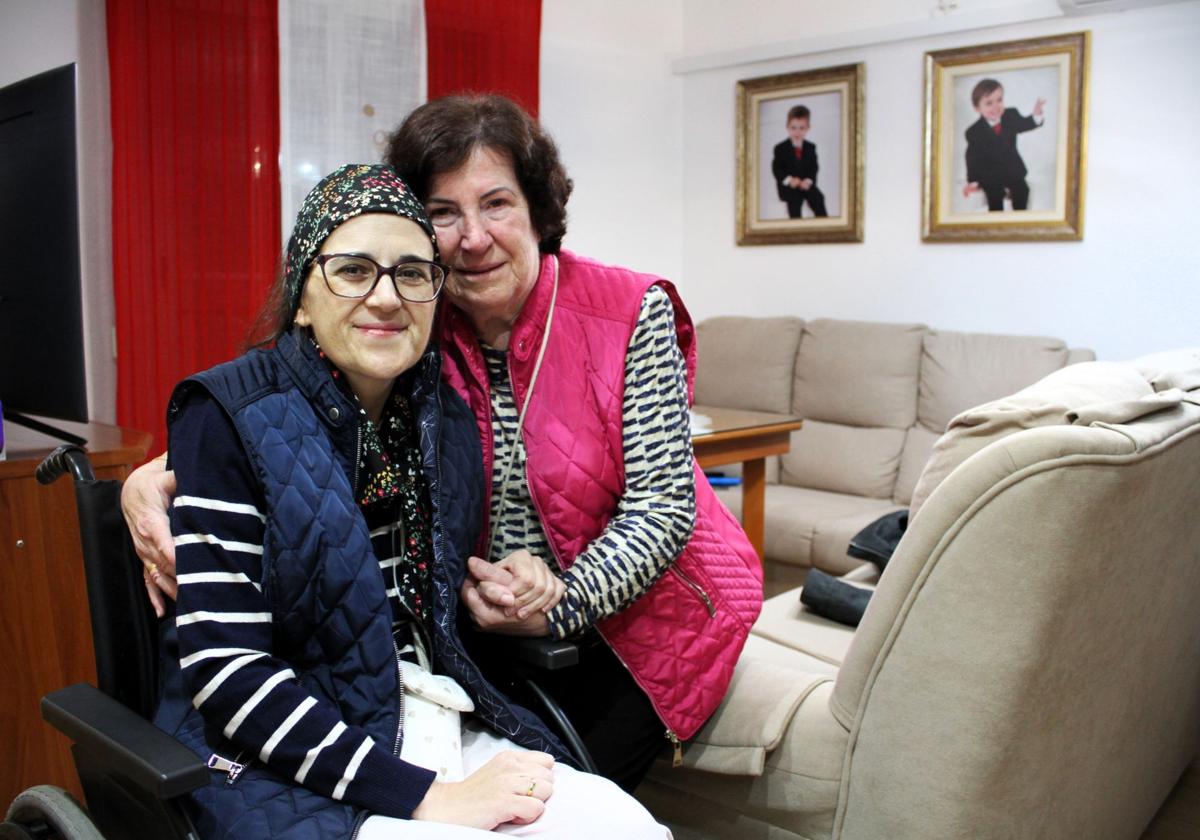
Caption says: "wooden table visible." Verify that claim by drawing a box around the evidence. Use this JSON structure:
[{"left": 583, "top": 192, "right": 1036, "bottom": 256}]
[
  {"left": 1, "top": 416, "right": 151, "bottom": 808},
  {"left": 691, "top": 405, "right": 802, "bottom": 561}
]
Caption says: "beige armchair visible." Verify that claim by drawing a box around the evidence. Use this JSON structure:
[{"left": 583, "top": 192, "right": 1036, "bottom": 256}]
[{"left": 640, "top": 351, "right": 1200, "bottom": 840}]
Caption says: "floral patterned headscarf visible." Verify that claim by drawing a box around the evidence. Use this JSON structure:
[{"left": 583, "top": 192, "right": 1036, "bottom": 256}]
[{"left": 283, "top": 163, "right": 438, "bottom": 320}]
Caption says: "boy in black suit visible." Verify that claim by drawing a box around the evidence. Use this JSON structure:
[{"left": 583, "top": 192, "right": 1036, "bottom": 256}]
[
  {"left": 771, "top": 105, "right": 827, "bottom": 218},
  {"left": 962, "top": 78, "right": 1046, "bottom": 211}
]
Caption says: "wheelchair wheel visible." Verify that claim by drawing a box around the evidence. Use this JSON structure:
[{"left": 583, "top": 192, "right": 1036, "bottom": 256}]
[{"left": 2, "top": 786, "right": 103, "bottom": 840}]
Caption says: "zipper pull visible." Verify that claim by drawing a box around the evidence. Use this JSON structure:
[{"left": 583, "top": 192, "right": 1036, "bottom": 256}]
[
  {"left": 666, "top": 730, "right": 683, "bottom": 768},
  {"left": 207, "top": 752, "right": 247, "bottom": 784}
]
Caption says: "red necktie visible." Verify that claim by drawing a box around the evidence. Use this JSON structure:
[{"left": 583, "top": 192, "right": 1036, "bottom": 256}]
[
  {"left": 794, "top": 145, "right": 803, "bottom": 159},
  {"left": 992, "top": 123, "right": 1002, "bottom": 136}
]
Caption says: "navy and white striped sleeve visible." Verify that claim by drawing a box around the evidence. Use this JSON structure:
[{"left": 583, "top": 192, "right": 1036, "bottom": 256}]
[
  {"left": 169, "top": 394, "right": 435, "bottom": 818},
  {"left": 547, "top": 284, "right": 697, "bottom": 636}
]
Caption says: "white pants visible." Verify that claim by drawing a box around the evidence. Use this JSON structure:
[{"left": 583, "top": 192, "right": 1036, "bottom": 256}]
[{"left": 359, "top": 722, "right": 671, "bottom": 840}]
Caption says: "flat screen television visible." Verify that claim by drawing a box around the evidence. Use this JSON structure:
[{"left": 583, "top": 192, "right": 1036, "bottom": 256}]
[{"left": 0, "top": 63, "right": 88, "bottom": 443}]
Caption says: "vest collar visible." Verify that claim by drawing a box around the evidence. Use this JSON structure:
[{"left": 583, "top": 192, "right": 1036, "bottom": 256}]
[{"left": 506, "top": 252, "right": 559, "bottom": 364}]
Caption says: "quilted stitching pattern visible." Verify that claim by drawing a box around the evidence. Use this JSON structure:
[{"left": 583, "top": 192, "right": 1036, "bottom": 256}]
[
  {"left": 601, "top": 465, "right": 763, "bottom": 739},
  {"left": 160, "top": 334, "right": 568, "bottom": 840},
  {"left": 443, "top": 252, "right": 763, "bottom": 740}
]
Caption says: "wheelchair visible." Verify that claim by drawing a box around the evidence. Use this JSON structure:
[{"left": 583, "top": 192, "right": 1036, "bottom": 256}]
[{"left": 2, "top": 445, "right": 593, "bottom": 839}]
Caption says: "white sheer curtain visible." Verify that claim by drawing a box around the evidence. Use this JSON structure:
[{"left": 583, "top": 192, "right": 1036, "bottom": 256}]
[{"left": 279, "top": 0, "right": 426, "bottom": 239}]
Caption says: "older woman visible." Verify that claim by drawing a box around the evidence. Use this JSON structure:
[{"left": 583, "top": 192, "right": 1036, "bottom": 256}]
[
  {"left": 152, "top": 163, "right": 667, "bottom": 839},
  {"left": 383, "top": 96, "right": 763, "bottom": 791},
  {"left": 126, "top": 96, "right": 761, "bottom": 794}
]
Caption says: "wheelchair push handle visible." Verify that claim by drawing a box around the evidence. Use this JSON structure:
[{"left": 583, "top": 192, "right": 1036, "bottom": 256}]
[{"left": 36, "top": 444, "right": 96, "bottom": 485}]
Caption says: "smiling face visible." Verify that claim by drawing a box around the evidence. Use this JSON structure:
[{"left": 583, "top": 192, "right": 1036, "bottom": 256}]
[
  {"left": 424, "top": 146, "right": 542, "bottom": 348},
  {"left": 294, "top": 213, "right": 436, "bottom": 420},
  {"left": 786, "top": 117, "right": 810, "bottom": 145},
  {"left": 976, "top": 87, "right": 1005, "bottom": 123}
]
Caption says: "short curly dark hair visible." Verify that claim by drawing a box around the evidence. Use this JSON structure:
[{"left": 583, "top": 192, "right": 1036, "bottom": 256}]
[{"left": 384, "top": 94, "right": 573, "bottom": 255}]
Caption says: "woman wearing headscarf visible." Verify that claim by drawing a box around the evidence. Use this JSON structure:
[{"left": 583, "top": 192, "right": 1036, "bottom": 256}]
[{"left": 153, "top": 164, "right": 668, "bottom": 839}]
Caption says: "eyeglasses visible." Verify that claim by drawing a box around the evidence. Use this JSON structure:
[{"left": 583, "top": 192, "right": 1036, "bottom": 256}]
[{"left": 313, "top": 254, "right": 448, "bottom": 302}]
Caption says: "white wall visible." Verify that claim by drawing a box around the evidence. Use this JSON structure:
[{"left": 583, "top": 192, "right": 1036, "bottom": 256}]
[
  {"left": 1, "top": 0, "right": 115, "bottom": 422},
  {"left": 677, "top": 0, "right": 1200, "bottom": 359},
  {"left": 540, "top": 0, "right": 686, "bottom": 284},
  {"left": 5, "top": 0, "right": 1194, "bottom": 424},
  {"left": 682, "top": 0, "right": 1042, "bottom": 57}
]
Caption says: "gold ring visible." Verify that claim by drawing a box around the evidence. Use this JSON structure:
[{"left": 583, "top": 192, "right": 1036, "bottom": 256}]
[
  {"left": 525, "top": 780, "right": 537, "bottom": 797},
  {"left": 147, "top": 562, "right": 158, "bottom": 576}
]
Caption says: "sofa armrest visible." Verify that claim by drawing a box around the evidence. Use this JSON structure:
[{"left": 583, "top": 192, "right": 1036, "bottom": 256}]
[
  {"left": 41, "top": 683, "right": 209, "bottom": 799},
  {"left": 681, "top": 657, "right": 832, "bottom": 776}
]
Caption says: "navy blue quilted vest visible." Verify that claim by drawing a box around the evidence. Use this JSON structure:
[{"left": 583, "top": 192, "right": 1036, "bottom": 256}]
[{"left": 154, "top": 330, "right": 568, "bottom": 840}]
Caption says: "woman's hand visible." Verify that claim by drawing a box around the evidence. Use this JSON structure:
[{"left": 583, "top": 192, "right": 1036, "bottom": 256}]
[
  {"left": 460, "top": 557, "right": 553, "bottom": 636},
  {"left": 411, "top": 750, "right": 554, "bottom": 828},
  {"left": 492, "top": 551, "right": 565, "bottom": 618},
  {"left": 120, "top": 453, "right": 179, "bottom": 617}
]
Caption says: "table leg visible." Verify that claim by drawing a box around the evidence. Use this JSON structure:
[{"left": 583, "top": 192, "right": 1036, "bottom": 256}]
[{"left": 741, "top": 457, "right": 766, "bottom": 561}]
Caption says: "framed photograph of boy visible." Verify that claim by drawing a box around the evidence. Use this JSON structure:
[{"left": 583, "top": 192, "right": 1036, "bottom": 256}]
[
  {"left": 736, "top": 63, "right": 864, "bottom": 245},
  {"left": 923, "top": 31, "right": 1090, "bottom": 242}
]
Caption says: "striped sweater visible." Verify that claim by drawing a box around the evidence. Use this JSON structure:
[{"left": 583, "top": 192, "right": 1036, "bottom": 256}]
[
  {"left": 169, "top": 396, "right": 435, "bottom": 819},
  {"left": 484, "top": 284, "right": 697, "bottom": 638}
]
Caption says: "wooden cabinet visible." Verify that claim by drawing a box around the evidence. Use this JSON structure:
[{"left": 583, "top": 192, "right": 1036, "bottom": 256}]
[{"left": 0, "top": 418, "right": 151, "bottom": 808}]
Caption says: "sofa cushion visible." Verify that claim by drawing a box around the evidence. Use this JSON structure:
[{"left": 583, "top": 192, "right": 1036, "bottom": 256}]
[
  {"left": 917, "top": 330, "right": 1071, "bottom": 433},
  {"left": 909, "top": 361, "right": 1155, "bottom": 518},
  {"left": 811, "top": 503, "right": 908, "bottom": 575},
  {"left": 695, "top": 316, "right": 803, "bottom": 413},
  {"left": 780, "top": 420, "right": 906, "bottom": 499},
  {"left": 727, "top": 484, "right": 900, "bottom": 570},
  {"left": 793, "top": 318, "right": 925, "bottom": 428},
  {"left": 753, "top": 585, "right": 858, "bottom": 666},
  {"left": 679, "top": 638, "right": 832, "bottom": 775}
]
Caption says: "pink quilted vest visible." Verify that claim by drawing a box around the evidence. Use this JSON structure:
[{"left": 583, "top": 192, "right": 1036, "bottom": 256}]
[{"left": 439, "top": 251, "right": 763, "bottom": 745}]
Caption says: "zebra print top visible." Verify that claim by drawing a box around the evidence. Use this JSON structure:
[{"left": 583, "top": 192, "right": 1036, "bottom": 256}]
[{"left": 483, "top": 284, "right": 697, "bottom": 638}]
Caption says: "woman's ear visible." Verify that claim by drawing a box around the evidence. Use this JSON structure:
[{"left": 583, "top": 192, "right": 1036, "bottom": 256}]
[{"left": 294, "top": 278, "right": 312, "bottom": 327}]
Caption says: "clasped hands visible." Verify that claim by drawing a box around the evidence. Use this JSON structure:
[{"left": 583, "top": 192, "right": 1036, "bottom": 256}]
[
  {"left": 460, "top": 551, "right": 566, "bottom": 637},
  {"left": 123, "top": 456, "right": 565, "bottom": 636}
]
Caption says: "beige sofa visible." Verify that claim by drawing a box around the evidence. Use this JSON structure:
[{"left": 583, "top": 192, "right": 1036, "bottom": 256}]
[
  {"left": 693, "top": 317, "right": 1094, "bottom": 575},
  {"left": 639, "top": 349, "right": 1200, "bottom": 840}
]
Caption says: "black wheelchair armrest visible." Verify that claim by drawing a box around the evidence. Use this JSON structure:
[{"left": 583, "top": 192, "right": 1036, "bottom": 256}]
[
  {"left": 507, "top": 638, "right": 598, "bottom": 774},
  {"left": 512, "top": 636, "right": 580, "bottom": 670},
  {"left": 41, "top": 683, "right": 209, "bottom": 799}
]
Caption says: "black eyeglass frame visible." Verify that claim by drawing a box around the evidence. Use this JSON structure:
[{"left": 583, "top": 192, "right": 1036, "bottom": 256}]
[{"left": 313, "top": 253, "right": 449, "bottom": 302}]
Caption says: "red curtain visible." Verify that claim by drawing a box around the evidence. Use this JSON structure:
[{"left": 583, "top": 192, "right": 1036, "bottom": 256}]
[
  {"left": 425, "top": 0, "right": 541, "bottom": 116},
  {"left": 108, "top": 0, "right": 280, "bottom": 452}
]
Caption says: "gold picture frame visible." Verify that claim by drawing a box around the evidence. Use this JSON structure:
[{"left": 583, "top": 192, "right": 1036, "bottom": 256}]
[
  {"left": 736, "top": 63, "right": 864, "bottom": 245},
  {"left": 923, "top": 31, "right": 1090, "bottom": 242}
]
